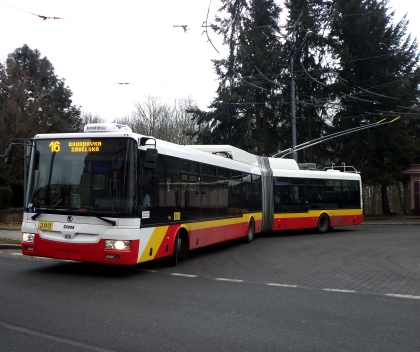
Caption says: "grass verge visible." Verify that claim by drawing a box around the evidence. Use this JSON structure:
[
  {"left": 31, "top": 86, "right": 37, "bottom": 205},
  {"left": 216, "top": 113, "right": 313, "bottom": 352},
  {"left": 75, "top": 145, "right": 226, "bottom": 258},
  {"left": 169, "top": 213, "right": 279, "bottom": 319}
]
[{"left": 0, "top": 222, "right": 21, "bottom": 229}]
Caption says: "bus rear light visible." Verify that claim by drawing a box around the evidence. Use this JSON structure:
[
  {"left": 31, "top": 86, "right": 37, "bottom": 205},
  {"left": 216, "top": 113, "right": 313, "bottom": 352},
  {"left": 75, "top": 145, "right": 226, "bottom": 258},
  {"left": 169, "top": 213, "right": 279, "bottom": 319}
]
[
  {"left": 22, "top": 233, "right": 35, "bottom": 243},
  {"left": 104, "top": 240, "right": 131, "bottom": 250}
]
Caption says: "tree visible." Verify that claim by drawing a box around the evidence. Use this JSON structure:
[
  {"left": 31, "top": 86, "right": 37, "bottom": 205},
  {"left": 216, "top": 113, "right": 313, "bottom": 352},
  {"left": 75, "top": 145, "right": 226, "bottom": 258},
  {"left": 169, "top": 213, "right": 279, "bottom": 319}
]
[
  {"left": 0, "top": 44, "right": 82, "bottom": 208},
  {"left": 80, "top": 111, "right": 107, "bottom": 129},
  {"left": 326, "top": 0, "right": 420, "bottom": 214},
  {"left": 0, "top": 45, "right": 82, "bottom": 140},
  {"left": 191, "top": 0, "right": 420, "bottom": 214},
  {"left": 171, "top": 98, "right": 200, "bottom": 145},
  {"left": 116, "top": 96, "right": 199, "bottom": 145},
  {"left": 189, "top": 0, "right": 284, "bottom": 156},
  {"left": 282, "top": 0, "right": 334, "bottom": 163}
]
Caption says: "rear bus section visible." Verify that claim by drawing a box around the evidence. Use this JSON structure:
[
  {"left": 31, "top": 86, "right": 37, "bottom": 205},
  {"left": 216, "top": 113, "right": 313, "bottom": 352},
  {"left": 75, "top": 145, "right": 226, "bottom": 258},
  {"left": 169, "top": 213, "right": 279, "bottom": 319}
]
[{"left": 272, "top": 166, "right": 363, "bottom": 233}]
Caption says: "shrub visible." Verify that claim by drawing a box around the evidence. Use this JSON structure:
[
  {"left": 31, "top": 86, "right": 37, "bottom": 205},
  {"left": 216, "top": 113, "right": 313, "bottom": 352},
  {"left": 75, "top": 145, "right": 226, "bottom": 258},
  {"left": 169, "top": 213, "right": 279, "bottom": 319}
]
[{"left": 0, "top": 185, "right": 13, "bottom": 210}]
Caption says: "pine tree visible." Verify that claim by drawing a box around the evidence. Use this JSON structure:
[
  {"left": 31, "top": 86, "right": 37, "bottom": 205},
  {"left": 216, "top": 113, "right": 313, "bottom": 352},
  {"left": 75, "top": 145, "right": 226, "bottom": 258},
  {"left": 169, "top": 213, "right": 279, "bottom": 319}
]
[
  {"left": 327, "top": 0, "right": 420, "bottom": 214},
  {"left": 189, "top": 0, "right": 284, "bottom": 156},
  {"left": 282, "top": 0, "right": 334, "bottom": 163},
  {"left": 0, "top": 44, "right": 81, "bottom": 139},
  {"left": 0, "top": 45, "right": 82, "bottom": 207}
]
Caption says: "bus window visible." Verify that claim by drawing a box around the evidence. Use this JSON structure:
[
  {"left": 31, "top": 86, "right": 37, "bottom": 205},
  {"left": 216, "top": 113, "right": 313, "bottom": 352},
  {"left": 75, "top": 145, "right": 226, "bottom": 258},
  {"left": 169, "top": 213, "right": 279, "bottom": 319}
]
[
  {"left": 165, "top": 156, "right": 180, "bottom": 211},
  {"left": 201, "top": 176, "right": 218, "bottom": 217},
  {"left": 181, "top": 173, "right": 200, "bottom": 219},
  {"left": 228, "top": 171, "right": 242, "bottom": 215}
]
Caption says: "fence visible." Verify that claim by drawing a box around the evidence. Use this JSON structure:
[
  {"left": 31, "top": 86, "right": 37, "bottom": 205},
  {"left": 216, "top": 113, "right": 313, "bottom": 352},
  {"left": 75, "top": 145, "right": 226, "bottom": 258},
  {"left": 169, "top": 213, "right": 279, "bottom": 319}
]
[{"left": 362, "top": 183, "right": 411, "bottom": 215}]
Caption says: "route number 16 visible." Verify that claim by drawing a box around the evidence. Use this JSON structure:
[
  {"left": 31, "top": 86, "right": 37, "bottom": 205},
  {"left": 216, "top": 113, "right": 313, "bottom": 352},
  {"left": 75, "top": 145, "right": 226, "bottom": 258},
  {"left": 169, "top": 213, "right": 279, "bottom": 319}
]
[{"left": 49, "top": 141, "right": 61, "bottom": 153}]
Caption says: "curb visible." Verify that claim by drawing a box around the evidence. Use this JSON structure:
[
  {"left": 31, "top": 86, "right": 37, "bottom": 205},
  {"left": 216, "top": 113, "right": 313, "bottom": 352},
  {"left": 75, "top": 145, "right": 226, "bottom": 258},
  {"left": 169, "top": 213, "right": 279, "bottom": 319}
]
[
  {"left": 362, "top": 222, "right": 420, "bottom": 226},
  {"left": 0, "top": 227, "right": 20, "bottom": 231},
  {"left": 0, "top": 244, "right": 21, "bottom": 249}
]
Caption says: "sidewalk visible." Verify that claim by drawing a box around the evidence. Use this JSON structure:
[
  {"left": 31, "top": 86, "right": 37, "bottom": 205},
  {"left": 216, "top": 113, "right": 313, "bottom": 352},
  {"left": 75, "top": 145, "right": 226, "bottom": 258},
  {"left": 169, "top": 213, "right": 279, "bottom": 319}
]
[
  {"left": 362, "top": 215, "right": 420, "bottom": 226},
  {"left": 0, "top": 228, "right": 21, "bottom": 240},
  {"left": 0, "top": 227, "right": 21, "bottom": 249}
]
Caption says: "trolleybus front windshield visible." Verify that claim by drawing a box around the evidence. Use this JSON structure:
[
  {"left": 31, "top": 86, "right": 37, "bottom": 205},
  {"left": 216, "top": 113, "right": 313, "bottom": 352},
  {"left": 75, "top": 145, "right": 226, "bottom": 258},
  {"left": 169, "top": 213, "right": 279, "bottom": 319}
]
[{"left": 26, "top": 137, "right": 138, "bottom": 218}]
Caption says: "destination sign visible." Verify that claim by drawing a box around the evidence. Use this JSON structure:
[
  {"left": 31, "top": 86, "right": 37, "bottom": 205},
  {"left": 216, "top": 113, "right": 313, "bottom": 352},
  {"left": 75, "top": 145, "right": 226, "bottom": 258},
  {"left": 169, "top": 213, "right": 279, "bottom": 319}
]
[{"left": 47, "top": 140, "right": 103, "bottom": 153}]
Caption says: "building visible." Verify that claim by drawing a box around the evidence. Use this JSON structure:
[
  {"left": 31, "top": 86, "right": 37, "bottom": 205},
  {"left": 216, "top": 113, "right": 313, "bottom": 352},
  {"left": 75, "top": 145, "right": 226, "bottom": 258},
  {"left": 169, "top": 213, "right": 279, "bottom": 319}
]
[{"left": 402, "top": 165, "right": 420, "bottom": 215}]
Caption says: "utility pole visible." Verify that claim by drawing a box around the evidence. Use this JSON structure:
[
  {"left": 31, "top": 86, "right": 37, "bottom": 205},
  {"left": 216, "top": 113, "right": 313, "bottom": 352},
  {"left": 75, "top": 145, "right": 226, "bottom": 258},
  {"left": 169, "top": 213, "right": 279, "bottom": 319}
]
[
  {"left": 290, "top": 31, "right": 313, "bottom": 162},
  {"left": 290, "top": 55, "right": 297, "bottom": 162}
]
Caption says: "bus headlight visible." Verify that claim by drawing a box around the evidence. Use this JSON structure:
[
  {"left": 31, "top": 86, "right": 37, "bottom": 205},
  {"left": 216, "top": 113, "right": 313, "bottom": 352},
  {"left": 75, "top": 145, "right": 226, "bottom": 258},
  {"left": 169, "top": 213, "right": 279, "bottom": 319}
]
[
  {"left": 104, "top": 240, "right": 131, "bottom": 250},
  {"left": 22, "top": 233, "right": 35, "bottom": 243}
]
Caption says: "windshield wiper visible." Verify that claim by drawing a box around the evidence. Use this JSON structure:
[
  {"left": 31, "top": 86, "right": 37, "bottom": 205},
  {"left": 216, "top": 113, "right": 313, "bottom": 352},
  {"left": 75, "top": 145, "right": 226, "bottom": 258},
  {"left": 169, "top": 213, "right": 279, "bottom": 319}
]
[
  {"left": 31, "top": 208, "right": 55, "bottom": 220},
  {"left": 32, "top": 207, "right": 116, "bottom": 226},
  {"left": 84, "top": 211, "right": 116, "bottom": 226},
  {"left": 67, "top": 208, "right": 116, "bottom": 226}
]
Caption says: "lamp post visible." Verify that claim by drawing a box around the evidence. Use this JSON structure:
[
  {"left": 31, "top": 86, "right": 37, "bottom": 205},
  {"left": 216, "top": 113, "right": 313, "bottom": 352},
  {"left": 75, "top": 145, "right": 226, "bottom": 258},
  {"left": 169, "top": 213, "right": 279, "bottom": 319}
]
[{"left": 290, "top": 31, "right": 313, "bottom": 162}]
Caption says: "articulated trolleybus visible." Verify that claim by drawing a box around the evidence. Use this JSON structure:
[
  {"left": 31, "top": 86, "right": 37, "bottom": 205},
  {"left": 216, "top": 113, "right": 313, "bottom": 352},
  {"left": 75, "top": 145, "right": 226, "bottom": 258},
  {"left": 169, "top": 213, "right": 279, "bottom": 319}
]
[{"left": 20, "top": 123, "right": 363, "bottom": 265}]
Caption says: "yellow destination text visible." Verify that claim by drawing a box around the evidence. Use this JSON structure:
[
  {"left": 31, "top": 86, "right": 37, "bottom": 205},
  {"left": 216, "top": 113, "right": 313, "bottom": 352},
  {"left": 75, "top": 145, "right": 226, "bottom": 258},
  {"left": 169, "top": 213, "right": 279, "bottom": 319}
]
[{"left": 68, "top": 141, "right": 102, "bottom": 153}]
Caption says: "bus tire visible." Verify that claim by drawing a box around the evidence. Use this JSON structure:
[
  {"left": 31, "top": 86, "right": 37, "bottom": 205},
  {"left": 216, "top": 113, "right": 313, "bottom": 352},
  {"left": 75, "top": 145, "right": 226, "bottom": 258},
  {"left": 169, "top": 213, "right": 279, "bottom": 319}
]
[
  {"left": 317, "top": 213, "right": 330, "bottom": 233},
  {"left": 244, "top": 219, "right": 255, "bottom": 243},
  {"left": 167, "top": 233, "right": 181, "bottom": 266}
]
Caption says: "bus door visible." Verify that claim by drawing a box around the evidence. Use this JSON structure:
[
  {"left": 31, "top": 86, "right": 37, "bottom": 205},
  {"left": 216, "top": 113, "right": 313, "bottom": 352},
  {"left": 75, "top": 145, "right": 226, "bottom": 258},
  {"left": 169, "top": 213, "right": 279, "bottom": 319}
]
[{"left": 273, "top": 178, "right": 287, "bottom": 230}]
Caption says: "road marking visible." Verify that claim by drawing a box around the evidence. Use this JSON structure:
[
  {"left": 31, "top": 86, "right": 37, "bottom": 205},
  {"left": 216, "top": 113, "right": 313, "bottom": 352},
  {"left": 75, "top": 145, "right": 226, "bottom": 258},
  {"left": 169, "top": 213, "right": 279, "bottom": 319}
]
[
  {"left": 4, "top": 253, "right": 420, "bottom": 300},
  {"left": 386, "top": 294, "right": 420, "bottom": 300},
  {"left": 215, "top": 278, "right": 243, "bottom": 282},
  {"left": 171, "top": 273, "right": 197, "bottom": 277},
  {"left": 267, "top": 283, "right": 298, "bottom": 288},
  {"left": 0, "top": 321, "right": 115, "bottom": 352}
]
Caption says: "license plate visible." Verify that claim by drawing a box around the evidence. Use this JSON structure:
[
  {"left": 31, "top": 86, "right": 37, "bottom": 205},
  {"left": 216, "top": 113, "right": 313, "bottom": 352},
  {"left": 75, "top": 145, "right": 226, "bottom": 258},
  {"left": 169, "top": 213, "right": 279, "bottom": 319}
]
[{"left": 38, "top": 221, "right": 54, "bottom": 231}]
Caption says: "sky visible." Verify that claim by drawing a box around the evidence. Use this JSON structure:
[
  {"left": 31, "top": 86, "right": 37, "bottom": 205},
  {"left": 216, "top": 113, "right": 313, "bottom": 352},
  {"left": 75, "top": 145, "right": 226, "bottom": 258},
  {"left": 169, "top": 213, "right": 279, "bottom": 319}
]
[{"left": 0, "top": 0, "right": 418, "bottom": 122}]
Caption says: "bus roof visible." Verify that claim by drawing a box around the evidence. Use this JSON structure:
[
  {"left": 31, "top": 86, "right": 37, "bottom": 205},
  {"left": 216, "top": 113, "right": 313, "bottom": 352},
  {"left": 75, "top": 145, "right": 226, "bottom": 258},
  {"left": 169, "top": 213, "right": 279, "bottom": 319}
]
[
  {"left": 34, "top": 124, "right": 359, "bottom": 175},
  {"left": 186, "top": 145, "right": 300, "bottom": 170}
]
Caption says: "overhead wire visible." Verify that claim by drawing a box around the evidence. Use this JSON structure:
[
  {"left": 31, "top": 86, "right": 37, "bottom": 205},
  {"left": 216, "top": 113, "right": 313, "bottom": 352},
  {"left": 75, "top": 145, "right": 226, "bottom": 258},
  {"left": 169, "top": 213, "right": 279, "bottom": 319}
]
[{"left": 143, "top": 3, "right": 419, "bottom": 122}]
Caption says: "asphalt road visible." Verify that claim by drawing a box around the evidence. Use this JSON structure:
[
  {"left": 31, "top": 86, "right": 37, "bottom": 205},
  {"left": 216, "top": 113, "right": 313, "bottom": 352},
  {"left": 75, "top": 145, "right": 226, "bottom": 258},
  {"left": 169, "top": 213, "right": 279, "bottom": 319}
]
[{"left": 0, "top": 225, "right": 419, "bottom": 351}]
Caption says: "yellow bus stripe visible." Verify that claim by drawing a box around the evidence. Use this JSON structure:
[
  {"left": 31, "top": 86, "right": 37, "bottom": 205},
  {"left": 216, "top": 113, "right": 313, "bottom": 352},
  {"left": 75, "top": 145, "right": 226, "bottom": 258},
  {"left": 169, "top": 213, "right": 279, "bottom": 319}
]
[
  {"left": 139, "top": 226, "right": 169, "bottom": 262},
  {"left": 183, "top": 212, "right": 262, "bottom": 230},
  {"left": 274, "top": 209, "right": 363, "bottom": 219}
]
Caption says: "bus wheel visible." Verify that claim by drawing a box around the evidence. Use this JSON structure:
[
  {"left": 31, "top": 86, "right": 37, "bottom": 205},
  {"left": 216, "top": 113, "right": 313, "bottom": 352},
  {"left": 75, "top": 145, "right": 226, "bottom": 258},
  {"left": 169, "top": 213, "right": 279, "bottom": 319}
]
[
  {"left": 317, "top": 213, "right": 330, "bottom": 233},
  {"left": 167, "top": 233, "right": 181, "bottom": 266},
  {"left": 244, "top": 219, "right": 255, "bottom": 243}
]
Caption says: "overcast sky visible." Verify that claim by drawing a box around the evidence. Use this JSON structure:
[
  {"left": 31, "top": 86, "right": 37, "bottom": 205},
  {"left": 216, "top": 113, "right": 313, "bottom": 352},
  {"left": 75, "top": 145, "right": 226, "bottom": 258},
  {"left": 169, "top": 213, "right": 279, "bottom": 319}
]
[{"left": 0, "top": 0, "right": 418, "bottom": 122}]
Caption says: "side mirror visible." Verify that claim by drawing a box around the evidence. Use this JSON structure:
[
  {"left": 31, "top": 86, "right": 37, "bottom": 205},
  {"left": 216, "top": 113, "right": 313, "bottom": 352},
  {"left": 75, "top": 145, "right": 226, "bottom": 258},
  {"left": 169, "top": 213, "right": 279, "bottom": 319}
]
[
  {"left": 144, "top": 149, "right": 158, "bottom": 170},
  {"left": 4, "top": 143, "right": 16, "bottom": 164}
]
